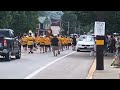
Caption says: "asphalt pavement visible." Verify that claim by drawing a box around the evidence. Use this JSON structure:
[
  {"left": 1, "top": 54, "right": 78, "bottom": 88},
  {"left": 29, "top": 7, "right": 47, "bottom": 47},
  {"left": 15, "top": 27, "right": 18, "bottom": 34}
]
[{"left": 0, "top": 48, "right": 94, "bottom": 79}]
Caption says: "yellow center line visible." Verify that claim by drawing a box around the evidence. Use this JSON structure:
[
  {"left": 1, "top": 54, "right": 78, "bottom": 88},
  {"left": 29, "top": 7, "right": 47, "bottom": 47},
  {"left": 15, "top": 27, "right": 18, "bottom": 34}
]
[{"left": 86, "top": 59, "right": 96, "bottom": 79}]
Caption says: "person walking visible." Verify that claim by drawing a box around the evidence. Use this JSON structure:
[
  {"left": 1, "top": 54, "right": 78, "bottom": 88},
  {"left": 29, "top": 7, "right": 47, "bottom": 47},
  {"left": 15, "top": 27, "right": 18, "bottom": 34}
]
[
  {"left": 51, "top": 35, "right": 59, "bottom": 56},
  {"left": 27, "top": 33, "right": 35, "bottom": 54},
  {"left": 44, "top": 36, "right": 51, "bottom": 53},
  {"left": 21, "top": 33, "right": 28, "bottom": 52},
  {"left": 39, "top": 35, "right": 45, "bottom": 53},
  {"left": 72, "top": 35, "right": 77, "bottom": 51}
]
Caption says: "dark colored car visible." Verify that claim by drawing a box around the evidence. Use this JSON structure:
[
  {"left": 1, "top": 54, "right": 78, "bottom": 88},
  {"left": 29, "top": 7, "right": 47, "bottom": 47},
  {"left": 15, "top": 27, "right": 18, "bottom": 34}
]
[{"left": 0, "top": 29, "right": 21, "bottom": 61}]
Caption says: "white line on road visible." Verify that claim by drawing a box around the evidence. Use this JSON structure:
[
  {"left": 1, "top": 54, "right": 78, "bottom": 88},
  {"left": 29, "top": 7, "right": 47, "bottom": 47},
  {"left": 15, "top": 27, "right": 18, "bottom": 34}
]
[{"left": 24, "top": 51, "right": 76, "bottom": 79}]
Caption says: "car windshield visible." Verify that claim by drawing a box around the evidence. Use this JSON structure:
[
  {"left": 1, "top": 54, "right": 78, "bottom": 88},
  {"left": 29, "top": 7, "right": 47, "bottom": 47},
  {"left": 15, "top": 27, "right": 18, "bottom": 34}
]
[
  {"left": 0, "top": 31, "right": 10, "bottom": 37},
  {"left": 79, "top": 36, "right": 94, "bottom": 42}
]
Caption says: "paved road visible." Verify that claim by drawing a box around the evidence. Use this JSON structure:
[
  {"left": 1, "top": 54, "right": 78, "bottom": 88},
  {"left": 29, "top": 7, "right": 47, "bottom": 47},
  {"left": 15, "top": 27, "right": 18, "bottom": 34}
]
[{"left": 0, "top": 49, "right": 94, "bottom": 79}]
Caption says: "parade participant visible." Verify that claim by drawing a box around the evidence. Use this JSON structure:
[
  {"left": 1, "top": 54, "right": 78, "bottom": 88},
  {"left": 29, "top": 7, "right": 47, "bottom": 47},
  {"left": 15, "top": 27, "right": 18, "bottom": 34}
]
[
  {"left": 57, "top": 35, "right": 62, "bottom": 54},
  {"left": 72, "top": 35, "right": 77, "bottom": 51},
  {"left": 39, "top": 35, "right": 45, "bottom": 53},
  {"left": 67, "top": 36, "right": 71, "bottom": 50},
  {"left": 34, "top": 34, "right": 40, "bottom": 49},
  {"left": 64, "top": 36, "right": 68, "bottom": 50},
  {"left": 49, "top": 35, "right": 53, "bottom": 52},
  {"left": 51, "top": 35, "right": 59, "bottom": 56},
  {"left": 61, "top": 36, "right": 65, "bottom": 51},
  {"left": 63, "top": 36, "right": 66, "bottom": 50},
  {"left": 44, "top": 36, "right": 51, "bottom": 52},
  {"left": 69, "top": 37, "right": 72, "bottom": 49},
  {"left": 21, "top": 33, "right": 27, "bottom": 52},
  {"left": 27, "top": 33, "right": 35, "bottom": 54}
]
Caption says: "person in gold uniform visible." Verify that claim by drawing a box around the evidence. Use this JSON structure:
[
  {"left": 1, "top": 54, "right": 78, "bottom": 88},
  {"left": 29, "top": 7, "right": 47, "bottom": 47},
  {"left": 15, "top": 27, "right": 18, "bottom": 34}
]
[
  {"left": 27, "top": 33, "right": 35, "bottom": 54},
  {"left": 39, "top": 35, "right": 45, "bottom": 53},
  {"left": 34, "top": 34, "right": 40, "bottom": 49},
  {"left": 21, "top": 34, "right": 28, "bottom": 52},
  {"left": 60, "top": 36, "right": 64, "bottom": 51},
  {"left": 44, "top": 36, "right": 51, "bottom": 52}
]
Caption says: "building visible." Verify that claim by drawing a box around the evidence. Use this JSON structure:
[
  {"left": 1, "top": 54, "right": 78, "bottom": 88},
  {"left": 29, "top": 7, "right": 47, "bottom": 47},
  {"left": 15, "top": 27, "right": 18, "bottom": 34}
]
[
  {"left": 50, "top": 19, "right": 61, "bottom": 35},
  {"left": 38, "top": 16, "right": 51, "bottom": 35}
]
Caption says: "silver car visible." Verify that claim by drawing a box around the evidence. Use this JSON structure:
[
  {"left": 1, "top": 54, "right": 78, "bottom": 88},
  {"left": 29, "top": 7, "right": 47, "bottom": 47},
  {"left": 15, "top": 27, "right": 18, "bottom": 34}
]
[{"left": 76, "top": 35, "right": 95, "bottom": 52}]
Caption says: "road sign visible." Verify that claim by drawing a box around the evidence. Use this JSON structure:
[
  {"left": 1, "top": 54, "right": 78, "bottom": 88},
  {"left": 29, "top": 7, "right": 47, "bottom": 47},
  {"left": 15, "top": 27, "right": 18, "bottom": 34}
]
[
  {"left": 94, "top": 21, "right": 105, "bottom": 36},
  {"left": 96, "top": 40, "right": 104, "bottom": 45}
]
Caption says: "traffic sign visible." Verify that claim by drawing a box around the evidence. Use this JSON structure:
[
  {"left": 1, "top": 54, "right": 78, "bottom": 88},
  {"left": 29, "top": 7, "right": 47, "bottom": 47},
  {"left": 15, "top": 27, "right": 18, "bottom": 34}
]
[
  {"left": 96, "top": 40, "right": 104, "bottom": 45},
  {"left": 94, "top": 21, "right": 105, "bottom": 36}
]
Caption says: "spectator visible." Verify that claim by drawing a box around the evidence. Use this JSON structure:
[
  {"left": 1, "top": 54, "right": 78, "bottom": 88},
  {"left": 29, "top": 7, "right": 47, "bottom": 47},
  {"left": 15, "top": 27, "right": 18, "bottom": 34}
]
[{"left": 72, "top": 35, "right": 77, "bottom": 51}]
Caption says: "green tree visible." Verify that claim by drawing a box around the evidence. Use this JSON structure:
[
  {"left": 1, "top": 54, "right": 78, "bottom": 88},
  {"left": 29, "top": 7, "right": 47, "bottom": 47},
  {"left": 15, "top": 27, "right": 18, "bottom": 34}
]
[
  {"left": 10, "top": 11, "right": 39, "bottom": 34},
  {"left": 61, "top": 11, "right": 77, "bottom": 35},
  {"left": 0, "top": 11, "right": 12, "bottom": 28}
]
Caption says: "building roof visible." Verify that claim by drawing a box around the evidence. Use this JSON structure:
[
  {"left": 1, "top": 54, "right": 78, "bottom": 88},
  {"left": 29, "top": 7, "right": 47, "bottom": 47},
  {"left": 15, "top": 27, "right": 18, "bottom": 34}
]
[
  {"left": 38, "top": 16, "right": 52, "bottom": 24},
  {"left": 38, "top": 17, "right": 46, "bottom": 23}
]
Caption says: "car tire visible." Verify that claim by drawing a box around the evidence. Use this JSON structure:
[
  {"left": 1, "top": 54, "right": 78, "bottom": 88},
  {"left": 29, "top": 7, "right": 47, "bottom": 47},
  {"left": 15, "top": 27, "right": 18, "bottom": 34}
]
[
  {"left": 77, "top": 49, "right": 80, "bottom": 52},
  {"left": 5, "top": 51, "right": 11, "bottom": 61},
  {"left": 15, "top": 49, "right": 21, "bottom": 59}
]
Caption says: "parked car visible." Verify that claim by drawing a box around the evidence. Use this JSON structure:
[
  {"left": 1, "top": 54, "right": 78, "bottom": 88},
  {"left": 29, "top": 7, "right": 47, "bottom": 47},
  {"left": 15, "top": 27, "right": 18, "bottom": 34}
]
[
  {"left": 76, "top": 35, "right": 95, "bottom": 52},
  {"left": 0, "top": 29, "right": 21, "bottom": 61}
]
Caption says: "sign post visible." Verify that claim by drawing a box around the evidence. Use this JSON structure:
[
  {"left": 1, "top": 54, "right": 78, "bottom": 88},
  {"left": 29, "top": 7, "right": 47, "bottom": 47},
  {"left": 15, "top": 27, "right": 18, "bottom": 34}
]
[{"left": 94, "top": 21, "right": 105, "bottom": 70}]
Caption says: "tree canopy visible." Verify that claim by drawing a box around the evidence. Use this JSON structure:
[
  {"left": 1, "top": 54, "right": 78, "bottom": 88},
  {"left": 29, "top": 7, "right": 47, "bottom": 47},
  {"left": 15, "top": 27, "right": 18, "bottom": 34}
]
[
  {"left": 0, "top": 11, "right": 120, "bottom": 35},
  {"left": 62, "top": 11, "right": 120, "bottom": 35},
  {"left": 0, "top": 11, "right": 39, "bottom": 34}
]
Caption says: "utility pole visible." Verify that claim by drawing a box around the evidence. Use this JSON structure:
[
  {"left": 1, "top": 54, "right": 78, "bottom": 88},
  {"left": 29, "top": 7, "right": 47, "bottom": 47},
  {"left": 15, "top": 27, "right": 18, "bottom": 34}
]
[{"left": 68, "top": 22, "right": 70, "bottom": 36}]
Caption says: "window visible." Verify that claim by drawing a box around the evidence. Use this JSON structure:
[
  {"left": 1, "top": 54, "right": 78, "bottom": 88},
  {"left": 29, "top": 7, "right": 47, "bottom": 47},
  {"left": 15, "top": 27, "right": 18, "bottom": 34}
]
[
  {"left": 79, "top": 36, "right": 94, "bottom": 42},
  {"left": 0, "top": 31, "right": 10, "bottom": 37}
]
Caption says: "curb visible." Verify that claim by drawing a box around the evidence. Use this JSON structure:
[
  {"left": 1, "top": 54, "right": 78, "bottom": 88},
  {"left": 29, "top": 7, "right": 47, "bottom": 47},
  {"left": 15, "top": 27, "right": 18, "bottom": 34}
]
[{"left": 86, "top": 59, "right": 96, "bottom": 79}]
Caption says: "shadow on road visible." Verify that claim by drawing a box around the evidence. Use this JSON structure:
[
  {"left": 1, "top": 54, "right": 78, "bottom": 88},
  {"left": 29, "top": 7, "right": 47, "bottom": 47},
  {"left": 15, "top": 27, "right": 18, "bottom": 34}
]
[{"left": 0, "top": 57, "right": 16, "bottom": 62}]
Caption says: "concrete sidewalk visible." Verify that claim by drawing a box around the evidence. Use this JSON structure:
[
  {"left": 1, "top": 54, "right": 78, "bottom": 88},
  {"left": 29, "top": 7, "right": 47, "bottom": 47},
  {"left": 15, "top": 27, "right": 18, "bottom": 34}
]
[{"left": 88, "top": 53, "right": 120, "bottom": 79}]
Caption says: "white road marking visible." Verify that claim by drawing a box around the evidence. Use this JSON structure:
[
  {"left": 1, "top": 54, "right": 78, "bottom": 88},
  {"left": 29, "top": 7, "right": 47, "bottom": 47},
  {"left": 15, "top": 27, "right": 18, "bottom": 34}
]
[{"left": 24, "top": 51, "right": 76, "bottom": 79}]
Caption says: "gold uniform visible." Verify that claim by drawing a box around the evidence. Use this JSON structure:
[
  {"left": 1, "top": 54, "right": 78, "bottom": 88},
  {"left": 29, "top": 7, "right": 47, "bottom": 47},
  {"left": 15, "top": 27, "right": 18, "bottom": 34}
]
[
  {"left": 35, "top": 36, "right": 40, "bottom": 45},
  {"left": 21, "top": 36, "right": 27, "bottom": 46},
  {"left": 39, "top": 37, "right": 45, "bottom": 46},
  {"left": 44, "top": 37, "right": 51, "bottom": 46},
  {"left": 27, "top": 36, "right": 35, "bottom": 48}
]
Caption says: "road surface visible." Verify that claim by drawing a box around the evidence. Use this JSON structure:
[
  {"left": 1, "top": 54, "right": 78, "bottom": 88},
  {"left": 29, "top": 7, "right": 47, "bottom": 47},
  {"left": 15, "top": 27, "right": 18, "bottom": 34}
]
[{"left": 0, "top": 49, "right": 94, "bottom": 79}]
